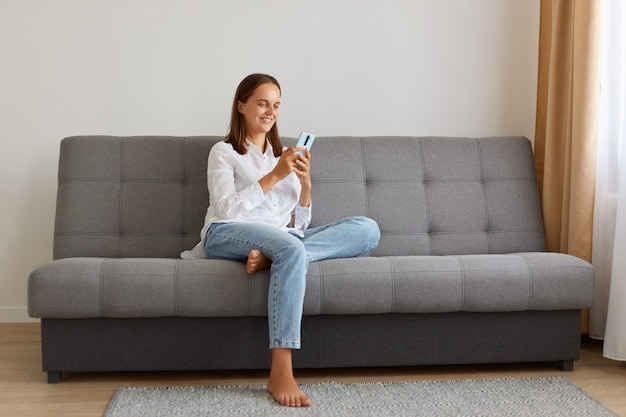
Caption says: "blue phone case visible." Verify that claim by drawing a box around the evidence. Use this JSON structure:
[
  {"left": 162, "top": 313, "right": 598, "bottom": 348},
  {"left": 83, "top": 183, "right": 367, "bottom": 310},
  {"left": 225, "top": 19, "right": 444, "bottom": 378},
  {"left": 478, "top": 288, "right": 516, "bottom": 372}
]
[{"left": 296, "top": 132, "right": 315, "bottom": 154}]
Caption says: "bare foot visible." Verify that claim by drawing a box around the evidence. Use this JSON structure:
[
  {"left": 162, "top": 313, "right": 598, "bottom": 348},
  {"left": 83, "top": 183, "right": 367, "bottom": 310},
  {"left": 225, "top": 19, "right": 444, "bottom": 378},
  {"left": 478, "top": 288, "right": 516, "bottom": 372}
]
[
  {"left": 267, "top": 348, "right": 311, "bottom": 407},
  {"left": 267, "top": 373, "right": 311, "bottom": 407},
  {"left": 246, "top": 249, "right": 270, "bottom": 274}
]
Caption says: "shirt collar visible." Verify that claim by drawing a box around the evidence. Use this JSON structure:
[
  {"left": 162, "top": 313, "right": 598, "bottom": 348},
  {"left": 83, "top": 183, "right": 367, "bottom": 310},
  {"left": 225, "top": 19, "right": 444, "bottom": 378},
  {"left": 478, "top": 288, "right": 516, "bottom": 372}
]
[{"left": 245, "top": 138, "right": 273, "bottom": 155}]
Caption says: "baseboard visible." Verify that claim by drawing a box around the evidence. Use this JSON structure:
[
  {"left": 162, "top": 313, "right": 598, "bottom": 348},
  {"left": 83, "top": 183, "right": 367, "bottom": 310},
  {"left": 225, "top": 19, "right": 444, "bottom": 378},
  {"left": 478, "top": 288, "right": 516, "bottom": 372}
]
[{"left": 0, "top": 307, "right": 39, "bottom": 323}]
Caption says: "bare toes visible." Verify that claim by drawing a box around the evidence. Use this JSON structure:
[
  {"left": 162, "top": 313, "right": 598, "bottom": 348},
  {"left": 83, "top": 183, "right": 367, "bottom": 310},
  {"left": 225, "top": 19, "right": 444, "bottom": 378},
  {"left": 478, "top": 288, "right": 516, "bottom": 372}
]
[
  {"left": 246, "top": 250, "right": 270, "bottom": 274},
  {"left": 267, "top": 379, "right": 311, "bottom": 407}
]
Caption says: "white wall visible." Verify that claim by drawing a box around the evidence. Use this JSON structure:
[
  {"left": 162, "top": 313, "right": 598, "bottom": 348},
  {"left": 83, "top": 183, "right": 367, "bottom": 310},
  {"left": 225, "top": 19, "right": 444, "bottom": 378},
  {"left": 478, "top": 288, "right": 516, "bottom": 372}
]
[{"left": 0, "top": 0, "right": 540, "bottom": 322}]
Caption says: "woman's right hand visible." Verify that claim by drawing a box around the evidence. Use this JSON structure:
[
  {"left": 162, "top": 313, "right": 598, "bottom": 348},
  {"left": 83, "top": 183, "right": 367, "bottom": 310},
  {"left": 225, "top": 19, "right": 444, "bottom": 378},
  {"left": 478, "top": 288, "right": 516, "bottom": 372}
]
[
  {"left": 273, "top": 147, "right": 304, "bottom": 179},
  {"left": 259, "top": 147, "right": 305, "bottom": 194}
]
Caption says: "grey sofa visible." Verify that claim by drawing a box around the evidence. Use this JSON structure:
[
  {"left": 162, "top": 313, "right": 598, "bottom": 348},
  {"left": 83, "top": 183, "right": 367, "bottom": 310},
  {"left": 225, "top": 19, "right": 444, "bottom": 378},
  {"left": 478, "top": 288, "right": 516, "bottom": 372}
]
[{"left": 28, "top": 135, "right": 594, "bottom": 383}]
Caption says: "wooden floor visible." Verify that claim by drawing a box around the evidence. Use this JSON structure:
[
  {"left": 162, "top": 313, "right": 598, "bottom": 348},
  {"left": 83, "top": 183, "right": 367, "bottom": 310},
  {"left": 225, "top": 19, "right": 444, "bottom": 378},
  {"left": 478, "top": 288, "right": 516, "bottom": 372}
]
[{"left": 1, "top": 323, "right": 625, "bottom": 416}]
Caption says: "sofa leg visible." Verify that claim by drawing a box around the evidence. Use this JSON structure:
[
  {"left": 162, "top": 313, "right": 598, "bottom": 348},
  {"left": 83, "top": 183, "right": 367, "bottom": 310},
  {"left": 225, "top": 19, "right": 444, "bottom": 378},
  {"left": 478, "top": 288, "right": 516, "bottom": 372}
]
[
  {"left": 558, "top": 360, "right": 574, "bottom": 371},
  {"left": 47, "top": 371, "right": 63, "bottom": 383}
]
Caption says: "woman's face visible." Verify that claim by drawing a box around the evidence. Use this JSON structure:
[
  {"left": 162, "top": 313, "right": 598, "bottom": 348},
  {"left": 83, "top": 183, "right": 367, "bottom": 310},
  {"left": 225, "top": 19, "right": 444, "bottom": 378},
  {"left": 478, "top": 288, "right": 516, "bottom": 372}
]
[{"left": 238, "top": 82, "right": 281, "bottom": 138}]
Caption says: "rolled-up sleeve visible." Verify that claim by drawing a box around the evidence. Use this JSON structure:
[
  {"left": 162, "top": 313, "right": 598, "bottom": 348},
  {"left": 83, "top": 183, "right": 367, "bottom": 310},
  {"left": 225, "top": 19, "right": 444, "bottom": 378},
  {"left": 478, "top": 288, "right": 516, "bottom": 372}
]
[{"left": 293, "top": 202, "right": 312, "bottom": 231}]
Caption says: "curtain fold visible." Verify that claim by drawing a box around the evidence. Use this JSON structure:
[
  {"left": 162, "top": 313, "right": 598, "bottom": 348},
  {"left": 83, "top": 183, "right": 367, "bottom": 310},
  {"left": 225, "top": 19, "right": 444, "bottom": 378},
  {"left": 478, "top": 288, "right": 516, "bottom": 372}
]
[
  {"left": 535, "top": 0, "right": 601, "bottom": 333},
  {"left": 603, "top": 152, "right": 626, "bottom": 359}
]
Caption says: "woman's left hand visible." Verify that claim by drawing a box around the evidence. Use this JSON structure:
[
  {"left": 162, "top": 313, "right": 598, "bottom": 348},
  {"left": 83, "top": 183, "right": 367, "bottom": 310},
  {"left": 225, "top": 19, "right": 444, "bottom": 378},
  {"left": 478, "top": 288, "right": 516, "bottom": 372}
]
[
  {"left": 294, "top": 148, "right": 311, "bottom": 187},
  {"left": 294, "top": 148, "right": 312, "bottom": 208}
]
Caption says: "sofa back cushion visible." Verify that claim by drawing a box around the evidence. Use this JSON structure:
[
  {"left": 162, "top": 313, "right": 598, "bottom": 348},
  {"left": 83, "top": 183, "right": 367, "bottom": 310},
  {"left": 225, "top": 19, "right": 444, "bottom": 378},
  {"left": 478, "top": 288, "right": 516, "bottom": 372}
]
[
  {"left": 53, "top": 135, "right": 545, "bottom": 259},
  {"left": 54, "top": 136, "right": 219, "bottom": 259},
  {"left": 303, "top": 136, "right": 545, "bottom": 256}
]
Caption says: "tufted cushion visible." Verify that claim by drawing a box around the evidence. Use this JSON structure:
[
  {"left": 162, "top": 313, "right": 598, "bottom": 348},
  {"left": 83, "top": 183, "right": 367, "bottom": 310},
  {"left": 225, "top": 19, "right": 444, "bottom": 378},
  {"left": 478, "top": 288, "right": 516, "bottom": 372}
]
[
  {"left": 53, "top": 136, "right": 220, "bottom": 259},
  {"left": 28, "top": 252, "right": 593, "bottom": 318},
  {"left": 54, "top": 136, "right": 544, "bottom": 259},
  {"left": 298, "top": 136, "right": 545, "bottom": 256}
]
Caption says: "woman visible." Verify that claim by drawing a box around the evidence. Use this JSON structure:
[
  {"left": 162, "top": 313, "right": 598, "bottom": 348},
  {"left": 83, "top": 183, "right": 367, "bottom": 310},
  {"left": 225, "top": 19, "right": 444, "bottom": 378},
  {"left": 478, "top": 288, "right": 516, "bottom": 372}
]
[{"left": 183, "top": 73, "right": 380, "bottom": 407}]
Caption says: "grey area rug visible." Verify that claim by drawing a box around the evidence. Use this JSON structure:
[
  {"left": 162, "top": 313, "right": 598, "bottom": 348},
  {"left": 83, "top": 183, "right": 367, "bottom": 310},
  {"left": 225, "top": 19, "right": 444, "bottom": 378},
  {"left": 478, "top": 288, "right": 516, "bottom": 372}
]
[{"left": 104, "top": 377, "right": 617, "bottom": 417}]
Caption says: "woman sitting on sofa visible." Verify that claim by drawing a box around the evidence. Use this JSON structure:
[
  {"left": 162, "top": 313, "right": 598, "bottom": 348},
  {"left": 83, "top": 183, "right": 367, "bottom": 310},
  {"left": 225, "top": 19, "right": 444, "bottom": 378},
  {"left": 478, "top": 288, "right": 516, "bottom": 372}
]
[{"left": 182, "top": 73, "right": 380, "bottom": 407}]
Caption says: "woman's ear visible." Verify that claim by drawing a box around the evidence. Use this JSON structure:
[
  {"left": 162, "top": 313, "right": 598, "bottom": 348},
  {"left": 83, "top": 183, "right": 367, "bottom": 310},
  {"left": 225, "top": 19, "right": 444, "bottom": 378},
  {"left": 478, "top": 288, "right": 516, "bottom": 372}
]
[{"left": 237, "top": 100, "right": 244, "bottom": 114}]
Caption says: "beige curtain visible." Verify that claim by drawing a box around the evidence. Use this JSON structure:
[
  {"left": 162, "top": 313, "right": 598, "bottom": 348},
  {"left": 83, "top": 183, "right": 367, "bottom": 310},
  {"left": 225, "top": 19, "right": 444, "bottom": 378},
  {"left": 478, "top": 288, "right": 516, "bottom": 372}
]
[{"left": 534, "top": 0, "right": 601, "bottom": 332}]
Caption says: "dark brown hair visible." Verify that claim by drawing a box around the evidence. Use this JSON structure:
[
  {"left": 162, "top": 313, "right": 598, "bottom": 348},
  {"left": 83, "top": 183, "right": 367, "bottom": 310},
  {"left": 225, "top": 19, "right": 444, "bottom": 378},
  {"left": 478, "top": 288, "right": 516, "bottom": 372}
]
[{"left": 225, "top": 73, "right": 283, "bottom": 156}]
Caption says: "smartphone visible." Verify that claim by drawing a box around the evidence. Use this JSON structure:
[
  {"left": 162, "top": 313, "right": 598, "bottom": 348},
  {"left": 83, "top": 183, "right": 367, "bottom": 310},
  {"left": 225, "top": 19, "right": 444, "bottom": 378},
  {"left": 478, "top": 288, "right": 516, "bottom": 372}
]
[{"left": 295, "top": 132, "right": 315, "bottom": 155}]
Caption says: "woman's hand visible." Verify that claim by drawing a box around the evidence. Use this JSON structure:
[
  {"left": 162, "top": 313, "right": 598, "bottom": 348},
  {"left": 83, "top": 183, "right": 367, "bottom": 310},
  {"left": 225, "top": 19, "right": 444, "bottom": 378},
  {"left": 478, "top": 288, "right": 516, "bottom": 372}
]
[
  {"left": 258, "top": 147, "right": 310, "bottom": 195},
  {"left": 277, "top": 147, "right": 304, "bottom": 179},
  {"left": 294, "top": 148, "right": 311, "bottom": 187},
  {"left": 295, "top": 148, "right": 312, "bottom": 208}
]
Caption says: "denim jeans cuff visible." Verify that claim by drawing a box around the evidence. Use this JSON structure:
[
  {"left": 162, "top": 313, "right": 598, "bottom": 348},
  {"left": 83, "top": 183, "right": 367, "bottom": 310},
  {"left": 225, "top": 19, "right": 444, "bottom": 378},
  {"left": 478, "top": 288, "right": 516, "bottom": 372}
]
[{"left": 270, "top": 340, "right": 301, "bottom": 350}]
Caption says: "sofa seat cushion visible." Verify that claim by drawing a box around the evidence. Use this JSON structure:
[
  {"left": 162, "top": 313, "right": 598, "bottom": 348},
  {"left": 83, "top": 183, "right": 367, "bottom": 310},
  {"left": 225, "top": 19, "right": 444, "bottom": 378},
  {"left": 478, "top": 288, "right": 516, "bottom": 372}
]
[
  {"left": 307, "top": 253, "right": 593, "bottom": 315},
  {"left": 28, "top": 253, "right": 593, "bottom": 319}
]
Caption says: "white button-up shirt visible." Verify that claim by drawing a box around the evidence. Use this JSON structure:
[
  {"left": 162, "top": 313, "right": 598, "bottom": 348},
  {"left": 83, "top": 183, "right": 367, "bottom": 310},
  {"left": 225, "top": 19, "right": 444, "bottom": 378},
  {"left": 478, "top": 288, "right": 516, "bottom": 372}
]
[{"left": 181, "top": 139, "right": 312, "bottom": 259}]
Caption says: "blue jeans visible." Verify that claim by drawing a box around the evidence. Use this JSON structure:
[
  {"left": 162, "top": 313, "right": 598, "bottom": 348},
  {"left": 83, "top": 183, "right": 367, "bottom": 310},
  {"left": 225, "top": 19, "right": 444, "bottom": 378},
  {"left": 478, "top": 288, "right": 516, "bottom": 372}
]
[{"left": 203, "top": 216, "right": 380, "bottom": 349}]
